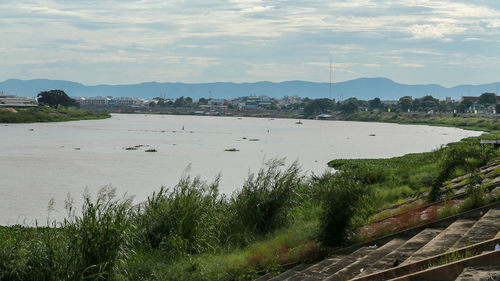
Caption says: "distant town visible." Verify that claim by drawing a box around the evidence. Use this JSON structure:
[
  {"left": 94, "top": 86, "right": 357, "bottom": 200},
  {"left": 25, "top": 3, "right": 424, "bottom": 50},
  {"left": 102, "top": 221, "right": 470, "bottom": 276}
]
[{"left": 1, "top": 90, "right": 499, "bottom": 119}]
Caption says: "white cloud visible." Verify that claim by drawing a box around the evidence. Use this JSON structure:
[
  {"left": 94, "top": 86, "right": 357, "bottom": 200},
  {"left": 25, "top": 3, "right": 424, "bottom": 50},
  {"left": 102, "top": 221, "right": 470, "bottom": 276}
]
[{"left": 0, "top": 0, "right": 500, "bottom": 84}]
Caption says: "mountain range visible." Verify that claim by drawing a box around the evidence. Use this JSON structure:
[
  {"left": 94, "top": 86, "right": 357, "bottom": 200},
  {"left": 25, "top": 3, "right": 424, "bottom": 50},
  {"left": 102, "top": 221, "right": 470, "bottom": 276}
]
[{"left": 1, "top": 78, "right": 498, "bottom": 101}]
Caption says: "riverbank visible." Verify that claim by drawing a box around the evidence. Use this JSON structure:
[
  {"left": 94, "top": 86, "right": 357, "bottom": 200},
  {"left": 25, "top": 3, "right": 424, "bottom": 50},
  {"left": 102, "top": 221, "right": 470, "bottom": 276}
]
[
  {"left": 118, "top": 108, "right": 499, "bottom": 132},
  {"left": 0, "top": 106, "right": 110, "bottom": 123},
  {"left": 341, "top": 111, "right": 500, "bottom": 132},
  {"left": 0, "top": 115, "right": 498, "bottom": 281}
]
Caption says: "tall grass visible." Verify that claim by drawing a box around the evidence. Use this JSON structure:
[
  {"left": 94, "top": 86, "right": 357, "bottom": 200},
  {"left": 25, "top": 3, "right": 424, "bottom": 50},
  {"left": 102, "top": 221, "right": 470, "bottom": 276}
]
[
  {"left": 64, "top": 186, "right": 133, "bottom": 280},
  {"left": 135, "top": 175, "right": 224, "bottom": 256},
  {"left": 231, "top": 159, "right": 304, "bottom": 236},
  {"left": 429, "top": 139, "right": 497, "bottom": 201},
  {"left": 314, "top": 171, "right": 371, "bottom": 247}
]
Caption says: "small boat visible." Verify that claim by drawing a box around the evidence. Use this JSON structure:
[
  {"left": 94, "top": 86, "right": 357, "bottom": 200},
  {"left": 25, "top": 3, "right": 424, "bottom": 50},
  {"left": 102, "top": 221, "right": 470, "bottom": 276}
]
[{"left": 295, "top": 120, "right": 303, "bottom": 125}]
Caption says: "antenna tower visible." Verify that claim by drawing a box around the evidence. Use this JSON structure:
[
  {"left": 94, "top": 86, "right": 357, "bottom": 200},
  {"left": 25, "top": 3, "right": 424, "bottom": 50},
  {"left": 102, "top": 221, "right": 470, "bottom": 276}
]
[{"left": 329, "top": 56, "right": 332, "bottom": 100}]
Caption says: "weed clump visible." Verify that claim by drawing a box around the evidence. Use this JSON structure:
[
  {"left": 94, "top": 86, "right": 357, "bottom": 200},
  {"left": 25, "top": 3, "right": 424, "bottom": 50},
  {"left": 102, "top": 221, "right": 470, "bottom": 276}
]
[
  {"left": 231, "top": 159, "right": 304, "bottom": 237},
  {"left": 315, "top": 171, "right": 371, "bottom": 247}
]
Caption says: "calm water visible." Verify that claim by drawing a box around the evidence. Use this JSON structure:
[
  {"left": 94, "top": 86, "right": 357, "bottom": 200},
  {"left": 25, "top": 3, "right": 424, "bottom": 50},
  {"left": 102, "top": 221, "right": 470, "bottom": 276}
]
[{"left": 0, "top": 114, "right": 482, "bottom": 225}]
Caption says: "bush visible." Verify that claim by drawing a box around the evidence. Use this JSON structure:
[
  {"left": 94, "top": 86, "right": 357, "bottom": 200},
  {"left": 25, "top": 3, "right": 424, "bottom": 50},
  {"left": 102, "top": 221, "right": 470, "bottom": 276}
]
[
  {"left": 0, "top": 226, "right": 70, "bottom": 281},
  {"left": 316, "top": 172, "right": 371, "bottom": 247},
  {"left": 135, "top": 175, "right": 224, "bottom": 256},
  {"left": 64, "top": 186, "right": 133, "bottom": 280},
  {"left": 231, "top": 159, "right": 304, "bottom": 237},
  {"left": 429, "top": 140, "right": 496, "bottom": 202}
]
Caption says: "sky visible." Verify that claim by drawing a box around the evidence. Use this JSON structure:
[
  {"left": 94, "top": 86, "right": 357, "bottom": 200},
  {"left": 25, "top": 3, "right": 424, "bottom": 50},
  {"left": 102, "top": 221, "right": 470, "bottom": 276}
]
[{"left": 1, "top": 0, "right": 500, "bottom": 87}]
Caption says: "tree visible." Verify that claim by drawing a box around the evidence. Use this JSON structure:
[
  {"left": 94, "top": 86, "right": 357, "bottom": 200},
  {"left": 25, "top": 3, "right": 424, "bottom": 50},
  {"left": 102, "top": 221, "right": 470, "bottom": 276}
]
[
  {"left": 198, "top": 98, "right": 208, "bottom": 105},
  {"left": 398, "top": 96, "right": 413, "bottom": 112},
  {"left": 37, "top": 90, "right": 79, "bottom": 108},
  {"left": 173, "top": 97, "right": 186, "bottom": 108},
  {"left": 458, "top": 99, "right": 473, "bottom": 113},
  {"left": 340, "top": 98, "right": 359, "bottom": 115},
  {"left": 303, "top": 98, "right": 335, "bottom": 117},
  {"left": 413, "top": 95, "right": 439, "bottom": 112},
  {"left": 478, "top": 93, "right": 497, "bottom": 106},
  {"left": 368, "top": 97, "right": 382, "bottom": 111}
]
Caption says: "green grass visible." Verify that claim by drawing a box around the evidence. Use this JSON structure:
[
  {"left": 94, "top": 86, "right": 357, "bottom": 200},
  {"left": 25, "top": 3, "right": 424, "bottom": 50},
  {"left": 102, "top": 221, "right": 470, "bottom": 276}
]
[
  {"left": 329, "top": 131, "right": 500, "bottom": 210},
  {"left": 344, "top": 112, "right": 500, "bottom": 132},
  {"left": 0, "top": 106, "right": 110, "bottom": 123}
]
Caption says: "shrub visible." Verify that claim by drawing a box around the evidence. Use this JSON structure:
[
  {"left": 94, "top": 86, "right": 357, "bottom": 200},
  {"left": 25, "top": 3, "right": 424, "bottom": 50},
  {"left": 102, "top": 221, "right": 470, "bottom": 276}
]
[
  {"left": 64, "top": 186, "right": 133, "bottom": 280},
  {"left": 231, "top": 159, "right": 304, "bottom": 236},
  {"left": 458, "top": 170, "right": 488, "bottom": 212},
  {"left": 0, "top": 226, "right": 70, "bottom": 281},
  {"left": 135, "top": 175, "right": 223, "bottom": 256},
  {"left": 316, "top": 171, "right": 371, "bottom": 247},
  {"left": 428, "top": 140, "right": 496, "bottom": 202}
]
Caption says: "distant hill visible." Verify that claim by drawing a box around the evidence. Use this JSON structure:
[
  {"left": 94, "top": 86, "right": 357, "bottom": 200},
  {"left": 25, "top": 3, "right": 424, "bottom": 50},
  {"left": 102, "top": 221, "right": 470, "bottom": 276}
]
[{"left": 1, "top": 78, "right": 498, "bottom": 100}]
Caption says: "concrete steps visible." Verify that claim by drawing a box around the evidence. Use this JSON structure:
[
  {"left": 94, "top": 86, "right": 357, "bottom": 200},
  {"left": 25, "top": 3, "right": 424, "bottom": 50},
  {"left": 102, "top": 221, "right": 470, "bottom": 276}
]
[
  {"left": 450, "top": 208, "right": 500, "bottom": 250},
  {"left": 324, "top": 238, "right": 407, "bottom": 281},
  {"left": 455, "top": 266, "right": 500, "bottom": 281},
  {"left": 357, "top": 228, "right": 442, "bottom": 277},
  {"left": 386, "top": 250, "right": 500, "bottom": 281},
  {"left": 351, "top": 236, "right": 500, "bottom": 281},
  {"left": 265, "top": 263, "right": 312, "bottom": 281},
  {"left": 280, "top": 256, "right": 345, "bottom": 281},
  {"left": 401, "top": 219, "right": 476, "bottom": 265},
  {"left": 293, "top": 247, "right": 375, "bottom": 281}
]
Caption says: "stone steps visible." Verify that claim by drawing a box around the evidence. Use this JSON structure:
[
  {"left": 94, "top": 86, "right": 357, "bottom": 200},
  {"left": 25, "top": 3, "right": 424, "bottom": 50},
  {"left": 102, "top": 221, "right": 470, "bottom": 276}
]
[
  {"left": 266, "top": 263, "right": 312, "bottom": 281},
  {"left": 284, "top": 257, "right": 345, "bottom": 281},
  {"left": 450, "top": 208, "right": 500, "bottom": 250},
  {"left": 357, "top": 227, "right": 442, "bottom": 277},
  {"left": 386, "top": 250, "right": 500, "bottom": 281},
  {"left": 323, "top": 238, "right": 407, "bottom": 281},
  {"left": 455, "top": 266, "right": 500, "bottom": 281},
  {"left": 254, "top": 272, "right": 274, "bottom": 281},
  {"left": 351, "top": 236, "right": 500, "bottom": 281},
  {"left": 296, "top": 247, "right": 375, "bottom": 281},
  {"left": 401, "top": 219, "right": 476, "bottom": 265}
]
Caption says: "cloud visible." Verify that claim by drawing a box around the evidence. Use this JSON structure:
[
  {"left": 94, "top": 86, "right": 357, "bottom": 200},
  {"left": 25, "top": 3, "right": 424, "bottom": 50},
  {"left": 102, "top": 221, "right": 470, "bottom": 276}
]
[
  {"left": 0, "top": 0, "right": 500, "bottom": 85},
  {"left": 393, "top": 62, "right": 425, "bottom": 68},
  {"left": 407, "top": 23, "right": 466, "bottom": 40}
]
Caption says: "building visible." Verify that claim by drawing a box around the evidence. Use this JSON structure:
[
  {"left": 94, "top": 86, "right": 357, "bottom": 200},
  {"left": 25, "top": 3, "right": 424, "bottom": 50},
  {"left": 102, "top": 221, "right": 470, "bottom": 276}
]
[
  {"left": 462, "top": 95, "right": 500, "bottom": 103},
  {"left": 0, "top": 93, "right": 38, "bottom": 107},
  {"left": 77, "top": 97, "right": 109, "bottom": 106},
  {"left": 207, "top": 99, "right": 225, "bottom": 106},
  {"left": 77, "top": 97, "right": 148, "bottom": 107}
]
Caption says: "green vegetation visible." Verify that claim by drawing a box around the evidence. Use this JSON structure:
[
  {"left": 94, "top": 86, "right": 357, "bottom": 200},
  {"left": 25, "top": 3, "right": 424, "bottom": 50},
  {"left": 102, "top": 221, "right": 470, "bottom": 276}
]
[
  {"left": 37, "top": 90, "right": 79, "bottom": 108},
  {"left": 145, "top": 149, "right": 157, "bottom": 152},
  {"left": 329, "top": 133, "right": 499, "bottom": 210},
  {"left": 224, "top": 148, "right": 239, "bottom": 152},
  {"left": 0, "top": 106, "right": 110, "bottom": 123},
  {"left": 344, "top": 111, "right": 500, "bottom": 132},
  {"left": 315, "top": 171, "right": 371, "bottom": 247}
]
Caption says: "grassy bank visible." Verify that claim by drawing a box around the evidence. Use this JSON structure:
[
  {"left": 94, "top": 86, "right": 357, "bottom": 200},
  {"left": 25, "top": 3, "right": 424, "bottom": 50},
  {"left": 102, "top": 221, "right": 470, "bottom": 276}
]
[
  {"left": 0, "top": 117, "right": 499, "bottom": 281},
  {"left": 0, "top": 106, "right": 110, "bottom": 123},
  {"left": 343, "top": 111, "right": 500, "bottom": 132}
]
